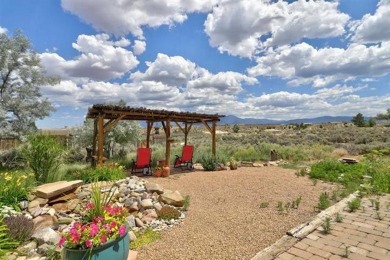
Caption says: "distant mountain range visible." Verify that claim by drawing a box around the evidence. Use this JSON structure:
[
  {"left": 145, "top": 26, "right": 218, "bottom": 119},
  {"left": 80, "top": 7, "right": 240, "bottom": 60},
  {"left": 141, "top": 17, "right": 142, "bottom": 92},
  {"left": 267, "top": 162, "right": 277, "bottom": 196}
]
[{"left": 219, "top": 115, "right": 354, "bottom": 125}]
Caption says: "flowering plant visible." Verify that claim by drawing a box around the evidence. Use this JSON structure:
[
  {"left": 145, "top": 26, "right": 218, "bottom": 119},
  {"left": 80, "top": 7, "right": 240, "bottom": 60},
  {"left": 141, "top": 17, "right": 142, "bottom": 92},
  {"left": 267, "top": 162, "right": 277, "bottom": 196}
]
[
  {"left": 59, "top": 182, "right": 128, "bottom": 250},
  {"left": 59, "top": 204, "right": 128, "bottom": 249}
]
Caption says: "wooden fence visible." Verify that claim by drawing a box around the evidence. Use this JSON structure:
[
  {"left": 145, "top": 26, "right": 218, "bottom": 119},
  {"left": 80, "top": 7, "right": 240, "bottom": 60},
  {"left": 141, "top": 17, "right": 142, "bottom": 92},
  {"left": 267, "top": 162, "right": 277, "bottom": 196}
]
[{"left": 0, "top": 138, "right": 21, "bottom": 151}]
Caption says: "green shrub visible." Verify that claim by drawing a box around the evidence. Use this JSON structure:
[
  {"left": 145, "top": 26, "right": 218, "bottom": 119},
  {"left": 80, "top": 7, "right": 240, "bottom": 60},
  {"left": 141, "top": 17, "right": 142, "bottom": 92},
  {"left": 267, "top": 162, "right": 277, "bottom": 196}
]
[
  {"left": 0, "top": 148, "right": 26, "bottom": 169},
  {"left": 131, "top": 228, "right": 161, "bottom": 249},
  {"left": 322, "top": 216, "right": 331, "bottom": 234},
  {"left": 22, "top": 134, "right": 64, "bottom": 183},
  {"left": 317, "top": 192, "right": 330, "bottom": 211},
  {"left": 64, "top": 148, "right": 85, "bottom": 163},
  {"left": 199, "top": 154, "right": 218, "bottom": 171},
  {"left": 79, "top": 163, "right": 125, "bottom": 183},
  {"left": 183, "top": 195, "right": 190, "bottom": 211},
  {"left": 157, "top": 206, "right": 181, "bottom": 220},
  {"left": 57, "top": 163, "right": 89, "bottom": 181},
  {"left": 0, "top": 171, "right": 34, "bottom": 205},
  {"left": 347, "top": 198, "right": 361, "bottom": 212},
  {"left": 3, "top": 215, "right": 34, "bottom": 242}
]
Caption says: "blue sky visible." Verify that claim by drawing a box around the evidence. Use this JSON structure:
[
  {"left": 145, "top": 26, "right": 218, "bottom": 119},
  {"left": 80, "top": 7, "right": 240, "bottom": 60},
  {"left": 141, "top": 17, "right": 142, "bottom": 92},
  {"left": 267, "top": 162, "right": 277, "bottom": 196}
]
[{"left": 1, "top": 0, "right": 389, "bottom": 128}]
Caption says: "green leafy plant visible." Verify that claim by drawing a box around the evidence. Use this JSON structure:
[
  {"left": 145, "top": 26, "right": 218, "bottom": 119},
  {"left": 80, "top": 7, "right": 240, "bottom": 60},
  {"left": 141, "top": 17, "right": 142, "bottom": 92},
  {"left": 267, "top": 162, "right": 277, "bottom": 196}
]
[
  {"left": 157, "top": 206, "right": 181, "bottom": 220},
  {"left": 347, "top": 197, "right": 361, "bottom": 212},
  {"left": 85, "top": 182, "right": 119, "bottom": 222},
  {"left": 292, "top": 196, "right": 302, "bottom": 209},
  {"left": 317, "top": 192, "right": 330, "bottom": 211},
  {"left": 277, "top": 201, "right": 284, "bottom": 214},
  {"left": 79, "top": 163, "right": 125, "bottom": 183},
  {"left": 322, "top": 216, "right": 331, "bottom": 234},
  {"left": 259, "top": 202, "right": 269, "bottom": 208},
  {"left": 0, "top": 171, "right": 34, "bottom": 206},
  {"left": 344, "top": 245, "right": 350, "bottom": 258},
  {"left": 335, "top": 212, "right": 343, "bottom": 223},
  {"left": 183, "top": 195, "right": 191, "bottom": 211},
  {"left": 374, "top": 200, "right": 380, "bottom": 211},
  {"left": 3, "top": 215, "right": 34, "bottom": 242},
  {"left": 22, "top": 134, "right": 64, "bottom": 183},
  {"left": 0, "top": 218, "right": 19, "bottom": 256},
  {"left": 131, "top": 228, "right": 161, "bottom": 249}
]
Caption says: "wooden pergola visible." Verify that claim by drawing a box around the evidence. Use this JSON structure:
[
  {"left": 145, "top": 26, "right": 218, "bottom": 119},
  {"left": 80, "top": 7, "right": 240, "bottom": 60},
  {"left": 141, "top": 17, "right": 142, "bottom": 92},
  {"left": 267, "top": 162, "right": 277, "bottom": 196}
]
[{"left": 86, "top": 104, "right": 225, "bottom": 166}]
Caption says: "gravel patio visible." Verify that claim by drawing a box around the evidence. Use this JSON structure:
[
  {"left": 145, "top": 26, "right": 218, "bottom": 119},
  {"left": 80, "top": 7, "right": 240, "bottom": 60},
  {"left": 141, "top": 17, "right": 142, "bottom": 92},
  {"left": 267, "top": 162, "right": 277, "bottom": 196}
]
[{"left": 136, "top": 166, "right": 335, "bottom": 260}]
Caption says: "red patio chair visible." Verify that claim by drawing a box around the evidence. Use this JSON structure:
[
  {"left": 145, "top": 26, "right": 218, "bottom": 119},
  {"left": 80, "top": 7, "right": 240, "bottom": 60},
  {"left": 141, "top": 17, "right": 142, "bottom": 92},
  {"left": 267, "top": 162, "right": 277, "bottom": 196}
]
[
  {"left": 174, "top": 145, "right": 194, "bottom": 170},
  {"left": 131, "top": 147, "right": 152, "bottom": 175}
]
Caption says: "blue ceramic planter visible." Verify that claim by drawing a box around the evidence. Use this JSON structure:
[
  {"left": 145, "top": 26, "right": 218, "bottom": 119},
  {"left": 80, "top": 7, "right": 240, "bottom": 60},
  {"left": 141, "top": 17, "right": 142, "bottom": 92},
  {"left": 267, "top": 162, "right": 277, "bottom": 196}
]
[{"left": 62, "top": 232, "right": 130, "bottom": 260}]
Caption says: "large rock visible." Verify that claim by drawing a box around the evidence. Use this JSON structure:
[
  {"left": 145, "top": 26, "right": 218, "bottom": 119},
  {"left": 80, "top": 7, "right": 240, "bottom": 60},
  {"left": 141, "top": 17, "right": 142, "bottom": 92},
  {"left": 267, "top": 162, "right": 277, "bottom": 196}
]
[
  {"left": 33, "top": 215, "right": 56, "bottom": 233},
  {"left": 141, "top": 199, "right": 154, "bottom": 209},
  {"left": 145, "top": 183, "right": 164, "bottom": 195},
  {"left": 32, "top": 227, "right": 61, "bottom": 245},
  {"left": 159, "top": 190, "right": 184, "bottom": 207},
  {"left": 35, "top": 180, "right": 83, "bottom": 199}
]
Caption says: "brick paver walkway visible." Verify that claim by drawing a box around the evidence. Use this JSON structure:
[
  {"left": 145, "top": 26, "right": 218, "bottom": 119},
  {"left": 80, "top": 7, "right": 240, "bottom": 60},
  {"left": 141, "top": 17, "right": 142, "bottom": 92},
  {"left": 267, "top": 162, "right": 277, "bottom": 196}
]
[{"left": 275, "top": 194, "right": 390, "bottom": 260}]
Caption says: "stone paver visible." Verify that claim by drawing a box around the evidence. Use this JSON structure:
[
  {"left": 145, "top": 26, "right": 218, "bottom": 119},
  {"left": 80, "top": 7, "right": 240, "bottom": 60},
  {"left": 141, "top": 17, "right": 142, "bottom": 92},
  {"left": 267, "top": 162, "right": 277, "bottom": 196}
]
[{"left": 253, "top": 194, "right": 390, "bottom": 260}]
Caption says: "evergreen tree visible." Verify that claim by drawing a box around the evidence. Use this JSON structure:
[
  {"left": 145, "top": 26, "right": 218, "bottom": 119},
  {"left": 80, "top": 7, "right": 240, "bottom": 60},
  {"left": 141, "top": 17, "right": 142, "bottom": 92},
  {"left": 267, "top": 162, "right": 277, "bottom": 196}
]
[{"left": 351, "top": 113, "right": 366, "bottom": 127}]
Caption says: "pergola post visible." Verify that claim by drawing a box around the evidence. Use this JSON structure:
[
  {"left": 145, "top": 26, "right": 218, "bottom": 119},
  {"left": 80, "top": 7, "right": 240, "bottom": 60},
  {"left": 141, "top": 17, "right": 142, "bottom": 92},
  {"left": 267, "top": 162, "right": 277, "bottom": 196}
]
[
  {"left": 97, "top": 113, "right": 105, "bottom": 166},
  {"left": 212, "top": 120, "right": 216, "bottom": 156},
  {"left": 165, "top": 118, "right": 171, "bottom": 167},
  {"left": 91, "top": 118, "right": 98, "bottom": 167},
  {"left": 146, "top": 121, "right": 153, "bottom": 148}
]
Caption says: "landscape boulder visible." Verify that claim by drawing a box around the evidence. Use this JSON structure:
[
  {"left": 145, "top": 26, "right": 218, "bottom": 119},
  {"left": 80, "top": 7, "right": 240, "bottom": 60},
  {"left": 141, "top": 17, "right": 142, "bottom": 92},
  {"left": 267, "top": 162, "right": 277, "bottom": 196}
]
[{"left": 159, "top": 190, "right": 184, "bottom": 207}]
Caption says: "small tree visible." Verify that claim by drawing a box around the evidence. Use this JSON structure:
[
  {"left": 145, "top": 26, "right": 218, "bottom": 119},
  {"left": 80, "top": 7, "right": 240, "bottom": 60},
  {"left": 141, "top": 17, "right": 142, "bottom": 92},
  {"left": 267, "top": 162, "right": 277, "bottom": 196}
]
[
  {"left": 376, "top": 108, "right": 390, "bottom": 125},
  {"left": 0, "top": 30, "right": 57, "bottom": 140},
  {"left": 367, "top": 118, "right": 376, "bottom": 127},
  {"left": 351, "top": 113, "right": 366, "bottom": 127},
  {"left": 232, "top": 124, "right": 240, "bottom": 133}
]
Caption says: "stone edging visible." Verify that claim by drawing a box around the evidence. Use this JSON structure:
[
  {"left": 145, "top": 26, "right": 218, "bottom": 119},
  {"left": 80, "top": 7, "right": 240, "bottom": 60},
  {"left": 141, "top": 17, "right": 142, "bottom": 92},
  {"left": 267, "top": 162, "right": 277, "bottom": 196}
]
[{"left": 251, "top": 191, "right": 359, "bottom": 259}]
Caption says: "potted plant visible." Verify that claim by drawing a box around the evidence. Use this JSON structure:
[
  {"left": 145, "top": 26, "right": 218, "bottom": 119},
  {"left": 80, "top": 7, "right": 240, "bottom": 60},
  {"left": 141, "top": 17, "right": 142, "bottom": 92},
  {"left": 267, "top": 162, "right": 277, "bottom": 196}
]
[{"left": 59, "top": 182, "right": 130, "bottom": 260}]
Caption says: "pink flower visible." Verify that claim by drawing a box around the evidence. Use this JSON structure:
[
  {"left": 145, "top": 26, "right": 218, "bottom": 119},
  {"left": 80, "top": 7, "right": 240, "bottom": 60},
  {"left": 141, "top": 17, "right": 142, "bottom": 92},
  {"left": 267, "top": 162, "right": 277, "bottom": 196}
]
[
  {"left": 119, "top": 224, "right": 127, "bottom": 236},
  {"left": 89, "top": 223, "right": 99, "bottom": 236},
  {"left": 100, "top": 235, "right": 107, "bottom": 244},
  {"left": 58, "top": 236, "right": 66, "bottom": 248},
  {"left": 85, "top": 239, "right": 93, "bottom": 248},
  {"left": 86, "top": 202, "right": 94, "bottom": 210}
]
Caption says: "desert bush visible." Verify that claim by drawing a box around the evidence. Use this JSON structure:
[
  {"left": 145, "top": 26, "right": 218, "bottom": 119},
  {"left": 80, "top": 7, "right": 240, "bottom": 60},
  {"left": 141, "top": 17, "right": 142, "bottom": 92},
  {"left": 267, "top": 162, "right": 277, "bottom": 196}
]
[
  {"left": 22, "top": 134, "right": 64, "bottom": 183},
  {"left": 157, "top": 206, "right": 181, "bottom": 220},
  {"left": 0, "top": 148, "right": 26, "bottom": 169},
  {"left": 199, "top": 154, "right": 218, "bottom": 171},
  {"left": 78, "top": 163, "right": 125, "bottom": 183},
  {"left": 58, "top": 163, "right": 89, "bottom": 181},
  {"left": 331, "top": 148, "right": 349, "bottom": 157},
  {"left": 317, "top": 192, "right": 330, "bottom": 211},
  {"left": 3, "top": 215, "right": 34, "bottom": 242},
  {"left": 0, "top": 171, "right": 34, "bottom": 205},
  {"left": 64, "top": 148, "right": 85, "bottom": 163}
]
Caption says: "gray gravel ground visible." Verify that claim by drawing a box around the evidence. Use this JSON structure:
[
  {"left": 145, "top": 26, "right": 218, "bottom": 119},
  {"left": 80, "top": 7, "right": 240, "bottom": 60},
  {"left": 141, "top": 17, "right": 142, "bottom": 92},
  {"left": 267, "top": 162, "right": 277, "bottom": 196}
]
[{"left": 136, "top": 167, "right": 335, "bottom": 260}]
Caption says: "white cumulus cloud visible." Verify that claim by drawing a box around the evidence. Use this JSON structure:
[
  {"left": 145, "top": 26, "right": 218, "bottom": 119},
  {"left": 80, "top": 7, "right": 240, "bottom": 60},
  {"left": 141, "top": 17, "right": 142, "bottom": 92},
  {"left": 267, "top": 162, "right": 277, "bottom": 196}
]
[
  {"left": 248, "top": 41, "right": 390, "bottom": 87},
  {"left": 350, "top": 0, "right": 390, "bottom": 43},
  {"left": 61, "top": 0, "right": 220, "bottom": 37},
  {"left": 40, "top": 34, "right": 139, "bottom": 81},
  {"left": 205, "top": 0, "right": 349, "bottom": 58}
]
